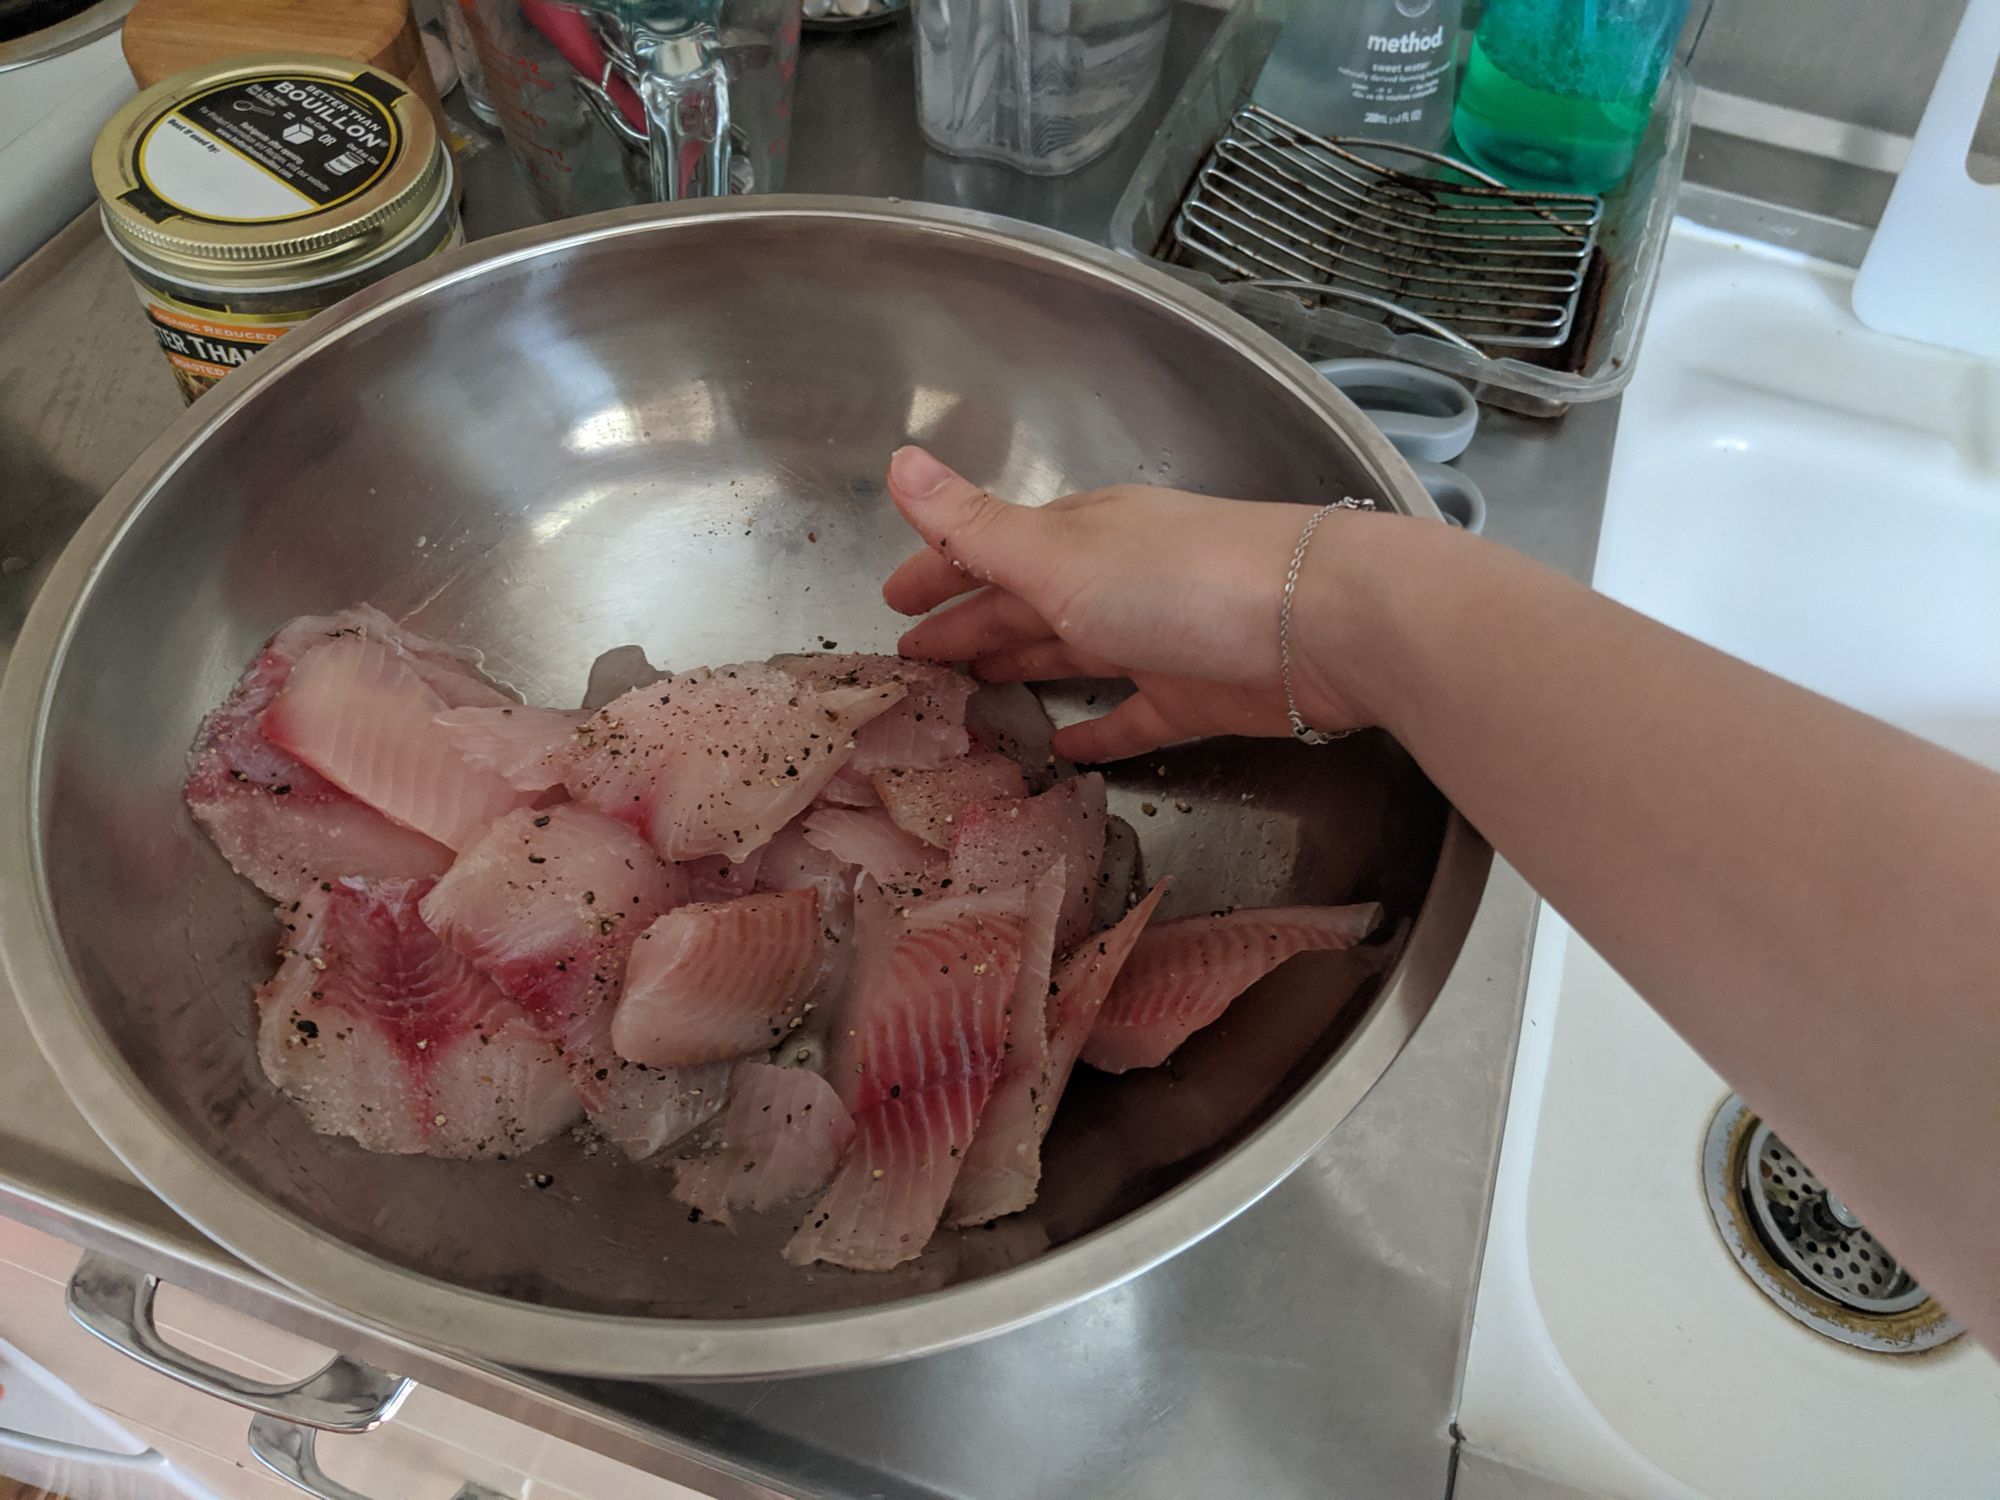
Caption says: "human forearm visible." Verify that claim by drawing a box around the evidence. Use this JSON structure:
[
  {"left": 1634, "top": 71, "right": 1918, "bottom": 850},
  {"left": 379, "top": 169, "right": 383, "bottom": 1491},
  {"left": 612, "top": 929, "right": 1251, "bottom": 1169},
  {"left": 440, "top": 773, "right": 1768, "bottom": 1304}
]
[{"left": 1310, "top": 514, "right": 2000, "bottom": 1342}]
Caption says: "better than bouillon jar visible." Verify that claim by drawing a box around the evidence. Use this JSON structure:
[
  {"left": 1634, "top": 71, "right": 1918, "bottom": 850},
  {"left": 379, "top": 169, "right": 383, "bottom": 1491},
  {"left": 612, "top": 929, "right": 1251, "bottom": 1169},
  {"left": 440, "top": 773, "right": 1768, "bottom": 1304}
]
[{"left": 92, "top": 54, "right": 460, "bottom": 403}]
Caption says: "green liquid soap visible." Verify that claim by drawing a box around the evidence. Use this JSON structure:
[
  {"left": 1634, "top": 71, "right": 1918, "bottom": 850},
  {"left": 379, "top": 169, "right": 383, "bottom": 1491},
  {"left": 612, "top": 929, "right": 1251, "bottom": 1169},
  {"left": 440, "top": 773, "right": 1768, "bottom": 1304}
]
[{"left": 1451, "top": 0, "right": 1683, "bottom": 195}]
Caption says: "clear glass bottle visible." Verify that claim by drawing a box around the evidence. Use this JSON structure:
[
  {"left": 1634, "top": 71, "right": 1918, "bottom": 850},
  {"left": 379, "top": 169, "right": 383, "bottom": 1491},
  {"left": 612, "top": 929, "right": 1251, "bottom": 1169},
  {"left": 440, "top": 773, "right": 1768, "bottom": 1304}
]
[
  {"left": 914, "top": 0, "right": 1174, "bottom": 176},
  {"left": 1452, "top": 0, "right": 1690, "bottom": 193},
  {"left": 1252, "top": 0, "right": 1463, "bottom": 150}
]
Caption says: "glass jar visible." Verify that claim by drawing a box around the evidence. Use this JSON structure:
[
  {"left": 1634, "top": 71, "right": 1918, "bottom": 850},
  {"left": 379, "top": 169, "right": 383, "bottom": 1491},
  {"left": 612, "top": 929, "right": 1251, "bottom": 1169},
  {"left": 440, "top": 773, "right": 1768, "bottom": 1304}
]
[
  {"left": 914, "top": 0, "right": 1172, "bottom": 176},
  {"left": 92, "top": 55, "right": 461, "bottom": 403}
]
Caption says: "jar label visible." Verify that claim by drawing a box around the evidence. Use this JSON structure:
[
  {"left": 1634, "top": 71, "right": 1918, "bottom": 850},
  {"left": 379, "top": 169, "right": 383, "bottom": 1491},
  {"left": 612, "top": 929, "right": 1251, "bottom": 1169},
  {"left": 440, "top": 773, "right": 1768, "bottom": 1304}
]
[
  {"left": 133, "top": 74, "right": 407, "bottom": 225},
  {"left": 134, "top": 292, "right": 306, "bottom": 403}
]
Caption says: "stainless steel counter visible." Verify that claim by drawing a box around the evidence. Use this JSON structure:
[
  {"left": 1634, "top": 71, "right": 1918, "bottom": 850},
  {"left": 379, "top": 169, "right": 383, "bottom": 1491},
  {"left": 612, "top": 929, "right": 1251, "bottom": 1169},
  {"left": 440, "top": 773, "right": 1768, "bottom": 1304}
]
[{"left": 0, "top": 9, "right": 1617, "bottom": 1497}]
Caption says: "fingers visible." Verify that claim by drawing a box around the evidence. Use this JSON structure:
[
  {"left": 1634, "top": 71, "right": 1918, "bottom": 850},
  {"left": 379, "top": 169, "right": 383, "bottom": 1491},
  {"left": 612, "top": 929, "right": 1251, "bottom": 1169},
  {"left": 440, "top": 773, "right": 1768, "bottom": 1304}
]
[
  {"left": 1052, "top": 693, "right": 1187, "bottom": 763},
  {"left": 897, "top": 587, "right": 1052, "bottom": 663},
  {"left": 884, "top": 447, "right": 1050, "bottom": 602},
  {"left": 882, "top": 547, "right": 974, "bottom": 617},
  {"left": 972, "top": 639, "right": 1124, "bottom": 683}
]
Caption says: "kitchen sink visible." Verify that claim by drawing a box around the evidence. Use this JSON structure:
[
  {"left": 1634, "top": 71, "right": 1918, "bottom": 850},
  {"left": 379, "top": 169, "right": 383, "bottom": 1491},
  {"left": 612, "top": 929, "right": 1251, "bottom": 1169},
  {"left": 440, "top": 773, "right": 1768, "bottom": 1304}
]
[{"left": 1454, "top": 221, "right": 2000, "bottom": 1498}]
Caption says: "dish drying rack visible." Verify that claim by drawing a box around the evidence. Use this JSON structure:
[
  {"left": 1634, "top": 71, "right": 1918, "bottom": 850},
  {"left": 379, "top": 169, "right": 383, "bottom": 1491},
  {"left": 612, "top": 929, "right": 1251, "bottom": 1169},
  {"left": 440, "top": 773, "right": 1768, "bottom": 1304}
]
[
  {"left": 1171, "top": 104, "right": 1604, "bottom": 356},
  {"left": 1109, "top": 7, "right": 1693, "bottom": 416}
]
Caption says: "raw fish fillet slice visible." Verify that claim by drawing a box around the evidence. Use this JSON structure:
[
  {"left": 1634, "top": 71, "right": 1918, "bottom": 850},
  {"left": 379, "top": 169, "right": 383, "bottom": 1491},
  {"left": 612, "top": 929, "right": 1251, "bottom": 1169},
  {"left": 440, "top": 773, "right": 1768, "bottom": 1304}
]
[
  {"left": 419, "top": 804, "right": 711, "bottom": 1155},
  {"left": 802, "top": 806, "right": 944, "bottom": 898},
  {"left": 677, "top": 845, "right": 767, "bottom": 904},
  {"left": 562, "top": 665, "right": 906, "bottom": 861},
  {"left": 785, "top": 1087, "right": 986, "bottom": 1271},
  {"left": 568, "top": 1006, "right": 731, "bottom": 1159},
  {"left": 433, "top": 705, "right": 586, "bottom": 791},
  {"left": 186, "top": 614, "right": 456, "bottom": 901},
  {"left": 965, "top": 683, "right": 1068, "bottom": 791},
  {"left": 1047, "top": 880, "right": 1171, "bottom": 1092},
  {"left": 419, "top": 804, "right": 683, "bottom": 1038},
  {"left": 942, "top": 861, "right": 1069, "bottom": 1226},
  {"left": 1092, "top": 815, "right": 1143, "bottom": 932},
  {"left": 262, "top": 633, "right": 535, "bottom": 849},
  {"left": 256, "top": 877, "right": 579, "bottom": 1157},
  {"left": 1081, "top": 903, "right": 1384, "bottom": 1073},
  {"left": 790, "top": 886, "right": 1027, "bottom": 1269},
  {"left": 949, "top": 773, "right": 1107, "bottom": 951},
  {"left": 756, "top": 819, "right": 858, "bottom": 1008},
  {"left": 672, "top": 1062, "right": 856, "bottom": 1226},
  {"left": 772, "top": 654, "right": 975, "bottom": 773},
  {"left": 614, "top": 889, "right": 828, "bottom": 1066},
  {"left": 872, "top": 752, "right": 1028, "bottom": 849}
]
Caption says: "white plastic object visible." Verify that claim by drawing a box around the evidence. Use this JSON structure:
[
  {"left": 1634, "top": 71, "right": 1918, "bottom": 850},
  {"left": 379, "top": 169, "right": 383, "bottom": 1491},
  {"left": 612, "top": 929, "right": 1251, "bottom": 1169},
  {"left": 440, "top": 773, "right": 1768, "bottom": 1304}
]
[
  {"left": 1852, "top": 0, "right": 2000, "bottom": 357},
  {"left": 0, "top": 1337, "right": 221, "bottom": 1500}
]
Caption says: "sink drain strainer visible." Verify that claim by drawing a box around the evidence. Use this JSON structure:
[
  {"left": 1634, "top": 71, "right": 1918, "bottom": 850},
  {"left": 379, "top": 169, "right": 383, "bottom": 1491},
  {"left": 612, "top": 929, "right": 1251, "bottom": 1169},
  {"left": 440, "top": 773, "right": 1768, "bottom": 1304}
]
[{"left": 1702, "top": 1095, "right": 1961, "bottom": 1353}]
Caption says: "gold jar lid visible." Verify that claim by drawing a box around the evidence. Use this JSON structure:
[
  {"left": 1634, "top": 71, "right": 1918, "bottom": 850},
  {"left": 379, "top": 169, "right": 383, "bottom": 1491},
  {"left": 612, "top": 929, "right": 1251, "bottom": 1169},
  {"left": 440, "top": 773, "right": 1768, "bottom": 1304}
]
[{"left": 93, "top": 53, "right": 449, "bottom": 291}]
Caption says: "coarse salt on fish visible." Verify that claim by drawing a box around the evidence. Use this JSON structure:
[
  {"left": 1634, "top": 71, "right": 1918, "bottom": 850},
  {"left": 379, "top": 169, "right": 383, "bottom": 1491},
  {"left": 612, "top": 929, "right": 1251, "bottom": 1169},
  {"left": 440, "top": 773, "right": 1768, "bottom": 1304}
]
[
  {"left": 786, "top": 884, "right": 1027, "bottom": 1270},
  {"left": 772, "top": 653, "right": 975, "bottom": 773},
  {"left": 872, "top": 752, "right": 1027, "bottom": 849},
  {"left": 942, "top": 860, "right": 1069, "bottom": 1226},
  {"left": 949, "top": 772, "right": 1107, "bottom": 952},
  {"left": 562, "top": 664, "right": 906, "bottom": 862},
  {"left": 802, "top": 805, "right": 944, "bottom": 898},
  {"left": 256, "top": 876, "right": 579, "bottom": 1157}
]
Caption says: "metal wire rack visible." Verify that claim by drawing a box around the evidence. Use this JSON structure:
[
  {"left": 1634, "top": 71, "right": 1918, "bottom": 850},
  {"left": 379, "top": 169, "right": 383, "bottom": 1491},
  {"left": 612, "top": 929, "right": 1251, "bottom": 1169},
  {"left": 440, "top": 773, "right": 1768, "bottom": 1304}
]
[{"left": 1170, "top": 104, "right": 1605, "bottom": 352}]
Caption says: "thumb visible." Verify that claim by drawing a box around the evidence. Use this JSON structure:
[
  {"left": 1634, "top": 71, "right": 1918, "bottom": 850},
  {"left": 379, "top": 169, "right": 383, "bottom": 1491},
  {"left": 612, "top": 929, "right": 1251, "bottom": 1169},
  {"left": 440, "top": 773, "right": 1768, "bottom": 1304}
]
[{"left": 887, "top": 447, "right": 1048, "bottom": 596}]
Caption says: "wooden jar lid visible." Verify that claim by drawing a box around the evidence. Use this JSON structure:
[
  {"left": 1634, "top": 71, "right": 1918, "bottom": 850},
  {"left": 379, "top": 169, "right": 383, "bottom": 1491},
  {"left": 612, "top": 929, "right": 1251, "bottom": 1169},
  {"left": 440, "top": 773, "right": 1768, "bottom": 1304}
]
[{"left": 121, "top": 0, "right": 445, "bottom": 129}]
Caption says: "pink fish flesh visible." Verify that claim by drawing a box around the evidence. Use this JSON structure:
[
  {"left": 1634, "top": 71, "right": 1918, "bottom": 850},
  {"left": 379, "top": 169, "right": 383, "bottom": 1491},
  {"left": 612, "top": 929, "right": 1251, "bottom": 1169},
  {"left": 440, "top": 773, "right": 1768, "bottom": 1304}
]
[
  {"left": 418, "top": 804, "right": 720, "bottom": 1155},
  {"left": 185, "top": 612, "right": 459, "bottom": 901},
  {"left": 614, "top": 889, "right": 829, "bottom": 1067},
  {"left": 562, "top": 665, "right": 906, "bottom": 861},
  {"left": 949, "top": 772, "right": 1107, "bottom": 951},
  {"left": 942, "top": 861, "right": 1068, "bottom": 1226},
  {"left": 672, "top": 1061, "right": 856, "bottom": 1227},
  {"left": 433, "top": 705, "right": 586, "bottom": 791},
  {"left": 802, "top": 806, "right": 944, "bottom": 898},
  {"left": 1080, "top": 903, "right": 1383, "bottom": 1073},
  {"left": 262, "top": 632, "right": 536, "bottom": 849},
  {"left": 771, "top": 654, "right": 975, "bottom": 773},
  {"left": 419, "top": 803, "right": 683, "bottom": 1038},
  {"left": 787, "top": 885, "right": 1027, "bottom": 1270},
  {"left": 872, "top": 751, "right": 1028, "bottom": 849},
  {"left": 256, "top": 877, "right": 579, "bottom": 1157}
]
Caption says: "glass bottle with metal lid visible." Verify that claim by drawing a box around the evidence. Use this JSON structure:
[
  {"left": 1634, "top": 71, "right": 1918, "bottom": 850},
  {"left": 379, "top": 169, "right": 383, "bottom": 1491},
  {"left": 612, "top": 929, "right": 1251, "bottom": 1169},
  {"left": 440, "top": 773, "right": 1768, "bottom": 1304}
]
[{"left": 92, "top": 53, "right": 461, "bottom": 403}]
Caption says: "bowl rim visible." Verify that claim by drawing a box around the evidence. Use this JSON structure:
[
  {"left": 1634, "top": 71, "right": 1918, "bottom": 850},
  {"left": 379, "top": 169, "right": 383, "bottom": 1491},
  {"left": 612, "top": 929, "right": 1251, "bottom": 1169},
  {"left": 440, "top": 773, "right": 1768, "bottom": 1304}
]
[{"left": 0, "top": 194, "right": 1486, "bottom": 1378}]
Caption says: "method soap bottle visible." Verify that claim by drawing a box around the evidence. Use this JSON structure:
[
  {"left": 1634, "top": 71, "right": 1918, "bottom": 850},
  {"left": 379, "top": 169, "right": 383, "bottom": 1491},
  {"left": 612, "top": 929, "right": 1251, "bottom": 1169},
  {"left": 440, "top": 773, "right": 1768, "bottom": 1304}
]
[{"left": 1252, "top": 0, "right": 1464, "bottom": 150}]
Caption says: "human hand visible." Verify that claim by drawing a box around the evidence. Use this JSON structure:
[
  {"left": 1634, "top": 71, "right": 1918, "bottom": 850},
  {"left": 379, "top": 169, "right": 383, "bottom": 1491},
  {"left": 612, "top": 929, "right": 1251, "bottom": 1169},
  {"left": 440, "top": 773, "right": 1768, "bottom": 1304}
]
[{"left": 880, "top": 447, "right": 1375, "bottom": 762}]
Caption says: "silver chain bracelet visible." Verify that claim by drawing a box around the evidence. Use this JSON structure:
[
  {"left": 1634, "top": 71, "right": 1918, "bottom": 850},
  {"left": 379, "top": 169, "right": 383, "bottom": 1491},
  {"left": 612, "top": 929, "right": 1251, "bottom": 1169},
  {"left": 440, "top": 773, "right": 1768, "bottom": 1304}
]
[{"left": 1280, "top": 497, "right": 1375, "bottom": 745}]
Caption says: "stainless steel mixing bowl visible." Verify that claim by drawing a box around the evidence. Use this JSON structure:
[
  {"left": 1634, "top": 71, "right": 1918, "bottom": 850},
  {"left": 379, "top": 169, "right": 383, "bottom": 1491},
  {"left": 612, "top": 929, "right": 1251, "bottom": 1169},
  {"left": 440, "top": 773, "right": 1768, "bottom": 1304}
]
[{"left": 0, "top": 198, "right": 1487, "bottom": 1377}]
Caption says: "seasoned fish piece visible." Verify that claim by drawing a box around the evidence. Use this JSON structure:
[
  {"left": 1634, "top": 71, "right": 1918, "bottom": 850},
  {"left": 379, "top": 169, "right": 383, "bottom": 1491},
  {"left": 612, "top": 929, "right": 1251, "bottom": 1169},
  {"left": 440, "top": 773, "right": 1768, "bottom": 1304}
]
[
  {"left": 672, "top": 1062, "right": 856, "bottom": 1226},
  {"left": 256, "top": 877, "right": 579, "bottom": 1157},
  {"left": 1081, "top": 903, "right": 1383, "bottom": 1073},
  {"left": 787, "top": 885, "right": 1027, "bottom": 1270},
  {"left": 615, "top": 890, "right": 828, "bottom": 1067},
  {"left": 772, "top": 653, "right": 975, "bottom": 773},
  {"left": 563, "top": 664, "right": 905, "bottom": 861},
  {"left": 872, "top": 752, "right": 1027, "bottom": 849},
  {"left": 949, "top": 772, "right": 1107, "bottom": 951}
]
